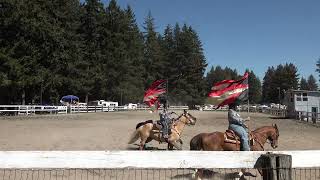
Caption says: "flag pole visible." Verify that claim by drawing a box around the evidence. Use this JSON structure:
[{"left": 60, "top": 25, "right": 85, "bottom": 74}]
[{"left": 166, "top": 78, "right": 169, "bottom": 110}]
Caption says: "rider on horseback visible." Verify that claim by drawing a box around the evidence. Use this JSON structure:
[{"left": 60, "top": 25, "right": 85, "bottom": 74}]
[
  {"left": 228, "top": 103, "right": 250, "bottom": 151},
  {"left": 158, "top": 95, "right": 173, "bottom": 142}
]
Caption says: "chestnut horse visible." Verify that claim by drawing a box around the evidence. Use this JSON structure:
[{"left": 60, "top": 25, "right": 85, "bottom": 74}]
[
  {"left": 190, "top": 124, "right": 279, "bottom": 179},
  {"left": 128, "top": 110, "right": 197, "bottom": 150},
  {"left": 190, "top": 124, "right": 279, "bottom": 151}
]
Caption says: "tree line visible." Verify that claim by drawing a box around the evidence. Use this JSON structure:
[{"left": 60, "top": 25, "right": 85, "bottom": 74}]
[
  {"left": 0, "top": 0, "right": 207, "bottom": 106},
  {"left": 0, "top": 0, "right": 318, "bottom": 106}
]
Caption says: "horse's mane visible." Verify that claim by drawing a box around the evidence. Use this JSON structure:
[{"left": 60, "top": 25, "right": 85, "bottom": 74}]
[{"left": 253, "top": 125, "right": 274, "bottom": 133}]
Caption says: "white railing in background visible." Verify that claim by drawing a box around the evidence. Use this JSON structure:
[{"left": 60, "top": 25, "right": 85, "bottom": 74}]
[
  {"left": 0, "top": 151, "right": 319, "bottom": 169},
  {"left": 0, "top": 105, "right": 67, "bottom": 115},
  {"left": 69, "top": 105, "right": 189, "bottom": 113},
  {"left": 0, "top": 105, "right": 189, "bottom": 116}
]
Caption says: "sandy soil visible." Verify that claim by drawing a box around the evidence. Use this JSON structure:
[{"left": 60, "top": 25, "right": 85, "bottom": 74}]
[{"left": 0, "top": 111, "right": 319, "bottom": 151}]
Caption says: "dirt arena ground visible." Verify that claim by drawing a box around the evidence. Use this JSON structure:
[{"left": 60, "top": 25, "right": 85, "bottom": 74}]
[{"left": 0, "top": 111, "right": 319, "bottom": 151}]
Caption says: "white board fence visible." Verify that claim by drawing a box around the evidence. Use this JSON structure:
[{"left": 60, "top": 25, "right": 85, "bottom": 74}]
[
  {"left": 0, "top": 105, "right": 189, "bottom": 115},
  {"left": 0, "top": 151, "right": 319, "bottom": 169}
]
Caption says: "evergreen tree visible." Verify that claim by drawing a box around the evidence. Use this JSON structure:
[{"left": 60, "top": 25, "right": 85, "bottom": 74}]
[
  {"left": 262, "top": 67, "right": 275, "bottom": 103},
  {"left": 247, "top": 70, "right": 262, "bottom": 104},
  {"left": 299, "top": 77, "right": 308, "bottom": 90},
  {"left": 307, "top": 75, "right": 318, "bottom": 91},
  {"left": 79, "top": 0, "right": 105, "bottom": 103},
  {"left": 161, "top": 24, "right": 174, "bottom": 78},
  {"left": 121, "top": 6, "right": 145, "bottom": 103},
  {"left": 170, "top": 24, "right": 207, "bottom": 106},
  {"left": 262, "top": 63, "right": 299, "bottom": 103},
  {"left": 106, "top": 3, "right": 145, "bottom": 104},
  {"left": 143, "top": 12, "right": 164, "bottom": 85},
  {"left": 161, "top": 24, "right": 176, "bottom": 100},
  {"left": 0, "top": 0, "right": 58, "bottom": 104},
  {"left": 103, "top": 0, "right": 128, "bottom": 102},
  {"left": 316, "top": 58, "right": 320, "bottom": 81}
]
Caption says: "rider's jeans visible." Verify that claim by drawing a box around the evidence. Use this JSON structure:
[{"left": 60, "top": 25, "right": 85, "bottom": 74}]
[
  {"left": 160, "top": 114, "right": 171, "bottom": 138},
  {"left": 229, "top": 124, "right": 250, "bottom": 151}
]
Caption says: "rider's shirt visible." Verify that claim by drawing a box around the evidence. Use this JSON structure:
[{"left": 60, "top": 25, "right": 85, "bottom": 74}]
[
  {"left": 228, "top": 109, "right": 244, "bottom": 126},
  {"left": 159, "top": 110, "right": 171, "bottom": 122}
]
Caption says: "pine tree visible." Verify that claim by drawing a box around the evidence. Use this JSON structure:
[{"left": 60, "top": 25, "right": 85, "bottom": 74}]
[
  {"left": 262, "top": 63, "right": 299, "bottom": 103},
  {"left": 161, "top": 24, "right": 176, "bottom": 100},
  {"left": 307, "top": 75, "right": 318, "bottom": 91},
  {"left": 316, "top": 58, "right": 320, "bottom": 81},
  {"left": 300, "top": 77, "right": 308, "bottom": 90},
  {"left": 110, "top": 4, "right": 145, "bottom": 104},
  {"left": 169, "top": 24, "right": 207, "bottom": 106},
  {"left": 247, "top": 70, "right": 262, "bottom": 104},
  {"left": 143, "top": 12, "right": 164, "bottom": 86},
  {"left": 79, "top": 0, "right": 105, "bottom": 103},
  {"left": 262, "top": 67, "right": 275, "bottom": 103}
]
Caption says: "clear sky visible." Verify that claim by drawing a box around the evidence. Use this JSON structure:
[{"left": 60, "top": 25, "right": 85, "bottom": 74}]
[{"left": 88, "top": 0, "right": 320, "bottom": 81}]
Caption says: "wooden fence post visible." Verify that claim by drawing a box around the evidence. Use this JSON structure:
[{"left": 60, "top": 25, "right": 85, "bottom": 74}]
[{"left": 260, "top": 154, "right": 292, "bottom": 180}]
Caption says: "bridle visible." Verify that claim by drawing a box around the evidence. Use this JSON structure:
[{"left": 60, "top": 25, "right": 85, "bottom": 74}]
[
  {"left": 255, "top": 126, "right": 279, "bottom": 149},
  {"left": 173, "top": 112, "right": 196, "bottom": 125}
]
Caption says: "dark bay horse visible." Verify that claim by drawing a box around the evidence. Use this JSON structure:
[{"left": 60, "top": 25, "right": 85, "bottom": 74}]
[
  {"left": 190, "top": 124, "right": 279, "bottom": 180},
  {"left": 190, "top": 124, "right": 279, "bottom": 151}
]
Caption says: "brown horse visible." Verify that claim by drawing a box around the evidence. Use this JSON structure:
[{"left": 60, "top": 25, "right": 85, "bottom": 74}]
[
  {"left": 128, "top": 110, "right": 197, "bottom": 150},
  {"left": 190, "top": 124, "right": 279, "bottom": 151},
  {"left": 190, "top": 124, "right": 279, "bottom": 179}
]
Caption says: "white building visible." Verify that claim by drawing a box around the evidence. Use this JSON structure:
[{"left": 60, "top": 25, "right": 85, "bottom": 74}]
[{"left": 284, "top": 89, "right": 320, "bottom": 117}]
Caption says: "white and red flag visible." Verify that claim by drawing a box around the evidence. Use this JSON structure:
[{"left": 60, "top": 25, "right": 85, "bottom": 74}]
[
  {"left": 143, "top": 79, "right": 167, "bottom": 110},
  {"left": 208, "top": 72, "right": 249, "bottom": 108}
]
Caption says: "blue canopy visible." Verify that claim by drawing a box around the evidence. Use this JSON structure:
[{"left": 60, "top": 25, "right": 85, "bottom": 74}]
[{"left": 61, "top": 95, "right": 79, "bottom": 102}]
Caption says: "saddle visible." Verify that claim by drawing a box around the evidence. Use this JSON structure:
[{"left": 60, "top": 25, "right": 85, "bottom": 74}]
[
  {"left": 224, "top": 129, "right": 255, "bottom": 146},
  {"left": 153, "top": 120, "right": 173, "bottom": 143}
]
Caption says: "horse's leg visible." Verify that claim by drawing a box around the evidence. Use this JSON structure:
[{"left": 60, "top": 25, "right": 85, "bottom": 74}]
[
  {"left": 139, "top": 127, "right": 151, "bottom": 150},
  {"left": 169, "top": 139, "right": 183, "bottom": 150},
  {"left": 170, "top": 141, "right": 182, "bottom": 150},
  {"left": 144, "top": 137, "right": 153, "bottom": 149},
  {"left": 139, "top": 137, "right": 147, "bottom": 150},
  {"left": 167, "top": 134, "right": 182, "bottom": 150}
]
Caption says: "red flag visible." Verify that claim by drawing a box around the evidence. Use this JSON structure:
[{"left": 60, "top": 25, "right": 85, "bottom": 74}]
[
  {"left": 208, "top": 72, "right": 249, "bottom": 108},
  {"left": 143, "top": 80, "right": 167, "bottom": 110}
]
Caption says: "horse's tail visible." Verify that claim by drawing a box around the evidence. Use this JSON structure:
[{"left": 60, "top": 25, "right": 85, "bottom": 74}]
[
  {"left": 128, "top": 129, "right": 140, "bottom": 144},
  {"left": 190, "top": 133, "right": 203, "bottom": 150}
]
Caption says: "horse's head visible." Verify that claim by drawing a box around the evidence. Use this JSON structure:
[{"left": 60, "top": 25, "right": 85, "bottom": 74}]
[
  {"left": 269, "top": 124, "right": 279, "bottom": 149},
  {"left": 181, "top": 110, "right": 197, "bottom": 125}
]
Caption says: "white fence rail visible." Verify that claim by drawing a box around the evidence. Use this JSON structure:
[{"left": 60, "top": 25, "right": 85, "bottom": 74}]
[
  {"left": 0, "top": 105, "right": 189, "bottom": 116},
  {"left": 0, "top": 105, "right": 67, "bottom": 115},
  {"left": 0, "top": 151, "right": 319, "bottom": 169}
]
